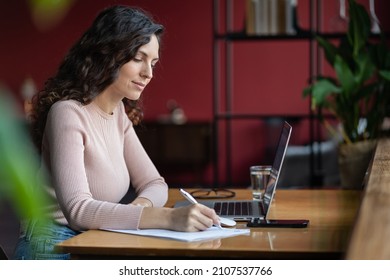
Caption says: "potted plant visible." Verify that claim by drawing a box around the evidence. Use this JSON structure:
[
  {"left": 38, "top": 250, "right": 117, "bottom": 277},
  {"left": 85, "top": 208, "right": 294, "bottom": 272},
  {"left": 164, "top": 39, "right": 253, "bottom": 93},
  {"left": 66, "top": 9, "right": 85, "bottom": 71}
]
[{"left": 303, "top": 0, "right": 390, "bottom": 188}]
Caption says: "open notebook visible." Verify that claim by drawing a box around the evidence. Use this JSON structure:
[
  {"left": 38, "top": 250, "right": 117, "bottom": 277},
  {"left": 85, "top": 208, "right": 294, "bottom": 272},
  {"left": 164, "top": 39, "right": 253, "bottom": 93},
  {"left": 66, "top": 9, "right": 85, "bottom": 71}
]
[{"left": 101, "top": 227, "right": 249, "bottom": 242}]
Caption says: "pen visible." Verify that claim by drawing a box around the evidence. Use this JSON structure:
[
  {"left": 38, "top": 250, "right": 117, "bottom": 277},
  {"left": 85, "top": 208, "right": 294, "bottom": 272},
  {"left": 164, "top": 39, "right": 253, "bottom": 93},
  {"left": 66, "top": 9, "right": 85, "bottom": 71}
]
[{"left": 179, "top": 188, "right": 222, "bottom": 229}]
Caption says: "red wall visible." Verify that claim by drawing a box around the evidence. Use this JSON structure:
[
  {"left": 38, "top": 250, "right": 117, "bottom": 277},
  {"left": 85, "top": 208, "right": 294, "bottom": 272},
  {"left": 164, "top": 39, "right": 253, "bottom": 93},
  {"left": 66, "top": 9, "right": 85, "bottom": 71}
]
[
  {"left": 0, "top": 0, "right": 213, "bottom": 119},
  {"left": 1, "top": 0, "right": 389, "bottom": 187}
]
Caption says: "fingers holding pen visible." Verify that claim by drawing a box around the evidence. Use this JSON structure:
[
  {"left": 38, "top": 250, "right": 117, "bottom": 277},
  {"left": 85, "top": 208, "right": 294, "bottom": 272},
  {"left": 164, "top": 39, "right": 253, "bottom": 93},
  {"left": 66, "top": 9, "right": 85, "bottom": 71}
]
[
  {"left": 194, "top": 203, "right": 221, "bottom": 230},
  {"left": 198, "top": 203, "right": 221, "bottom": 227},
  {"left": 178, "top": 188, "right": 221, "bottom": 230},
  {"left": 170, "top": 204, "right": 220, "bottom": 232}
]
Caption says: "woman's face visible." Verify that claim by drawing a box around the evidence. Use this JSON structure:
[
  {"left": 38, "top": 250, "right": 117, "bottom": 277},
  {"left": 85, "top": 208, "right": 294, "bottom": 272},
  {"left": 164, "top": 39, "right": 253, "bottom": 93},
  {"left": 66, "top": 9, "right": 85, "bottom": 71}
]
[{"left": 110, "top": 34, "right": 160, "bottom": 101}]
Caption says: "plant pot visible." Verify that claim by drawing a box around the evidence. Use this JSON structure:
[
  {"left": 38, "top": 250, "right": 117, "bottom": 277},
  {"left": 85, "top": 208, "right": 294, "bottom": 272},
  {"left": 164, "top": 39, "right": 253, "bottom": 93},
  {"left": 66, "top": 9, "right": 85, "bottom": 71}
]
[{"left": 338, "top": 140, "right": 377, "bottom": 189}]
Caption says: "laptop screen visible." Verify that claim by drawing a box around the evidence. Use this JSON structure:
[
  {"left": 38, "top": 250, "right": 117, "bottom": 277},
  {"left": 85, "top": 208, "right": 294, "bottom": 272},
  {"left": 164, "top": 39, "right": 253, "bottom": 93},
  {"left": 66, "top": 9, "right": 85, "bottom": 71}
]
[{"left": 262, "top": 121, "right": 292, "bottom": 215}]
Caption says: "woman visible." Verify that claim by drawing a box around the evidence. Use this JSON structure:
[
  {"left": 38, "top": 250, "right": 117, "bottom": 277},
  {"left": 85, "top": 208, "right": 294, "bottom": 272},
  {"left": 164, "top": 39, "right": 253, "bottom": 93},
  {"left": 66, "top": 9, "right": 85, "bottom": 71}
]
[{"left": 13, "top": 5, "right": 219, "bottom": 260}]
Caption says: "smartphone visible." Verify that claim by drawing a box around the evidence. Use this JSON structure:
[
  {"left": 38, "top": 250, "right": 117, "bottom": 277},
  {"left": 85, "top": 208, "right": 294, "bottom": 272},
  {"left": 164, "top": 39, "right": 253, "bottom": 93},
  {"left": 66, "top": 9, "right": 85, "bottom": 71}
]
[{"left": 247, "top": 218, "right": 309, "bottom": 228}]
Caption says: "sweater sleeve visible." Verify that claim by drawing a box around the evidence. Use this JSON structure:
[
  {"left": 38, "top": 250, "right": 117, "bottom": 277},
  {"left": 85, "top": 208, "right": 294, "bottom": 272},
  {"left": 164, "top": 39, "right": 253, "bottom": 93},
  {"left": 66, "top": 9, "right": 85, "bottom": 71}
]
[
  {"left": 122, "top": 108, "right": 168, "bottom": 207},
  {"left": 45, "top": 102, "right": 145, "bottom": 231}
]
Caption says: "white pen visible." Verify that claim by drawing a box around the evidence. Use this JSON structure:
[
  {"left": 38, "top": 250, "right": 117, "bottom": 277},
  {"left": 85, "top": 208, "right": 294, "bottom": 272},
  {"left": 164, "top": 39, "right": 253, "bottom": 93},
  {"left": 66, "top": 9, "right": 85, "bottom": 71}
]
[{"left": 179, "top": 188, "right": 222, "bottom": 229}]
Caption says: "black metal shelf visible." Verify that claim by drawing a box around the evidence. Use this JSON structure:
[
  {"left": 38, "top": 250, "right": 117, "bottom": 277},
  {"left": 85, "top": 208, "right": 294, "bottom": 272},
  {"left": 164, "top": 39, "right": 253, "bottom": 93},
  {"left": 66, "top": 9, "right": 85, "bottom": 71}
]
[
  {"left": 214, "top": 30, "right": 313, "bottom": 41},
  {"left": 212, "top": 0, "right": 390, "bottom": 188},
  {"left": 215, "top": 113, "right": 307, "bottom": 120},
  {"left": 214, "top": 113, "right": 336, "bottom": 120},
  {"left": 211, "top": 0, "right": 342, "bottom": 188},
  {"left": 215, "top": 30, "right": 389, "bottom": 42}
]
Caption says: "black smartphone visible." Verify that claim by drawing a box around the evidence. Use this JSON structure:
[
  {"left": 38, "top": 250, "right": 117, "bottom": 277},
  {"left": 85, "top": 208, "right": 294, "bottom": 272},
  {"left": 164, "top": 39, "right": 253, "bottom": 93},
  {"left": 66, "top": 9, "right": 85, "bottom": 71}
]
[{"left": 247, "top": 218, "right": 309, "bottom": 228}]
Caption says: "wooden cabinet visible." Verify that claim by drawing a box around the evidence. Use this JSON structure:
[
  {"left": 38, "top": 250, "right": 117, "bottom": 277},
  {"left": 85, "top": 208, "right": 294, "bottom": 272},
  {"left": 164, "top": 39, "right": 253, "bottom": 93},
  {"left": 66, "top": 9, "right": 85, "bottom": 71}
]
[{"left": 135, "top": 122, "right": 212, "bottom": 186}]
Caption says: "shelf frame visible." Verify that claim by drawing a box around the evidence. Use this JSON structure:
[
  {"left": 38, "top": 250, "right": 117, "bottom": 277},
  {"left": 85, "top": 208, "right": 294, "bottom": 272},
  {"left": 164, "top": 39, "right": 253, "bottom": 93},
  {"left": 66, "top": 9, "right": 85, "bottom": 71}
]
[{"left": 212, "top": 0, "right": 328, "bottom": 188}]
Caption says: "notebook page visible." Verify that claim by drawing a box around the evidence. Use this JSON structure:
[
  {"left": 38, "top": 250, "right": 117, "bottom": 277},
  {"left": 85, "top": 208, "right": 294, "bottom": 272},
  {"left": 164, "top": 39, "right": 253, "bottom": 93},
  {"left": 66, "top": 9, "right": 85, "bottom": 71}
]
[{"left": 101, "top": 227, "right": 250, "bottom": 242}]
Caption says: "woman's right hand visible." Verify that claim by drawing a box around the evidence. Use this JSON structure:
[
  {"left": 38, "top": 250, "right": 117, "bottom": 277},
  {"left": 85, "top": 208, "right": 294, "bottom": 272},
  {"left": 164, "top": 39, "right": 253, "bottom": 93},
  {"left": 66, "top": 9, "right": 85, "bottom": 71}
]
[
  {"left": 139, "top": 204, "right": 220, "bottom": 232},
  {"left": 168, "top": 204, "right": 220, "bottom": 232}
]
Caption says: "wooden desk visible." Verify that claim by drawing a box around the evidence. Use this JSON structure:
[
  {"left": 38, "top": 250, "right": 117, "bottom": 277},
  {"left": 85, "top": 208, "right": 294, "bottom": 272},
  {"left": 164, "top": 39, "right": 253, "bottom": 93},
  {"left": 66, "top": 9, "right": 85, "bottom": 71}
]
[
  {"left": 57, "top": 189, "right": 361, "bottom": 259},
  {"left": 346, "top": 138, "right": 390, "bottom": 259}
]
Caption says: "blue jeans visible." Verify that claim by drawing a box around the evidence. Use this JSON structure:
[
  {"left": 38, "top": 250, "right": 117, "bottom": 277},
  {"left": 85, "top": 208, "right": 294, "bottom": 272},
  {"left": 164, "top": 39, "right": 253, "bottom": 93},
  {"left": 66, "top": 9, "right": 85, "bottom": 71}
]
[{"left": 12, "top": 219, "right": 80, "bottom": 260}]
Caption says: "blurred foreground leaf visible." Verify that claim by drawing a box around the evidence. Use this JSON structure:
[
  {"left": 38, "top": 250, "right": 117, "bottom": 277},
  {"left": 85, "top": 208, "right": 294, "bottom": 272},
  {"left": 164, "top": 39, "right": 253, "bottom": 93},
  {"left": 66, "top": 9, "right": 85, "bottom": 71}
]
[
  {"left": 28, "top": 0, "right": 76, "bottom": 31},
  {"left": 0, "top": 90, "right": 49, "bottom": 221}
]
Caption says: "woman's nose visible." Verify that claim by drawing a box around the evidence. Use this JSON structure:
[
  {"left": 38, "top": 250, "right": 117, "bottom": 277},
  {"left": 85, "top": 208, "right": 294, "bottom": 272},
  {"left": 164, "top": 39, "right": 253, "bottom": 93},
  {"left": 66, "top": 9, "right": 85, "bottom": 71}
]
[{"left": 141, "top": 64, "right": 153, "bottom": 79}]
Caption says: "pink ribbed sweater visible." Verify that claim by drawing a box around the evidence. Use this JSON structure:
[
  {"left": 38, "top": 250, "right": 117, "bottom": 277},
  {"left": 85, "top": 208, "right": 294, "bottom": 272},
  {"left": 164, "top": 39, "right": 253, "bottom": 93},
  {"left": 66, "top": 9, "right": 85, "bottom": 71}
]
[{"left": 39, "top": 100, "right": 168, "bottom": 231}]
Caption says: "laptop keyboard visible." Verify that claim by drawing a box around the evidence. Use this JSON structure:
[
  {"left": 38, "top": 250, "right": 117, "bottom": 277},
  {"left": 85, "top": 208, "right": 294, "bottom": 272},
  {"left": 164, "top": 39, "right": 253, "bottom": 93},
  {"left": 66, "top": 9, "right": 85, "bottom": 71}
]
[{"left": 213, "top": 201, "right": 253, "bottom": 216}]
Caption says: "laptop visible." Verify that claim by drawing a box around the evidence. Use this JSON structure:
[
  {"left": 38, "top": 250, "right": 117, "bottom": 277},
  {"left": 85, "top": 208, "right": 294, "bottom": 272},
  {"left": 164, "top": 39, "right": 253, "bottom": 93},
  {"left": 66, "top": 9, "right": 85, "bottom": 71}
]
[{"left": 174, "top": 121, "right": 292, "bottom": 221}]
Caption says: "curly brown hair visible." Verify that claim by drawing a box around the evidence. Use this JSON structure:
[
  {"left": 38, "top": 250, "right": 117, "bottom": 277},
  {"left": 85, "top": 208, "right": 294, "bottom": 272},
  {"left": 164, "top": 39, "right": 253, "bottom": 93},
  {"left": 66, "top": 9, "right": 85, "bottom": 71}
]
[{"left": 30, "top": 5, "right": 164, "bottom": 152}]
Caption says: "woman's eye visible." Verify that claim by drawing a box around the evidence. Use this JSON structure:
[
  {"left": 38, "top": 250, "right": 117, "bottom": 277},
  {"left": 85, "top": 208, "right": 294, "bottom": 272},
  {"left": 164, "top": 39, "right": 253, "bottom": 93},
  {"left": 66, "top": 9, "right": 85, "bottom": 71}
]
[{"left": 133, "top": 58, "right": 142, "bottom": 62}]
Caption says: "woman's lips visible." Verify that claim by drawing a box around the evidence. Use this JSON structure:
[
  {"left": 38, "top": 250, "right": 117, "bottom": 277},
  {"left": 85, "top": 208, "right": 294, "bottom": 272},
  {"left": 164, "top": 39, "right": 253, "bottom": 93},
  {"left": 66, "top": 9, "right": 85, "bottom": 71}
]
[{"left": 133, "top": 81, "right": 146, "bottom": 90}]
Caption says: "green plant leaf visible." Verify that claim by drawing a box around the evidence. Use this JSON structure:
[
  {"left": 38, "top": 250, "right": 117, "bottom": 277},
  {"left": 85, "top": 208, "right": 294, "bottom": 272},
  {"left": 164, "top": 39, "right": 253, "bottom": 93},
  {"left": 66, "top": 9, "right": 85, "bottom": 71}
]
[
  {"left": 347, "top": 0, "right": 371, "bottom": 57},
  {"left": 379, "top": 70, "right": 390, "bottom": 81},
  {"left": 369, "top": 41, "right": 390, "bottom": 70},
  {"left": 354, "top": 52, "right": 375, "bottom": 85},
  {"left": 0, "top": 93, "right": 49, "bottom": 220},
  {"left": 310, "top": 79, "right": 341, "bottom": 106},
  {"left": 316, "top": 36, "right": 338, "bottom": 66},
  {"left": 28, "top": 0, "right": 75, "bottom": 31},
  {"left": 302, "top": 86, "right": 312, "bottom": 98},
  {"left": 334, "top": 55, "right": 355, "bottom": 94},
  {"left": 303, "top": 0, "right": 390, "bottom": 144}
]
